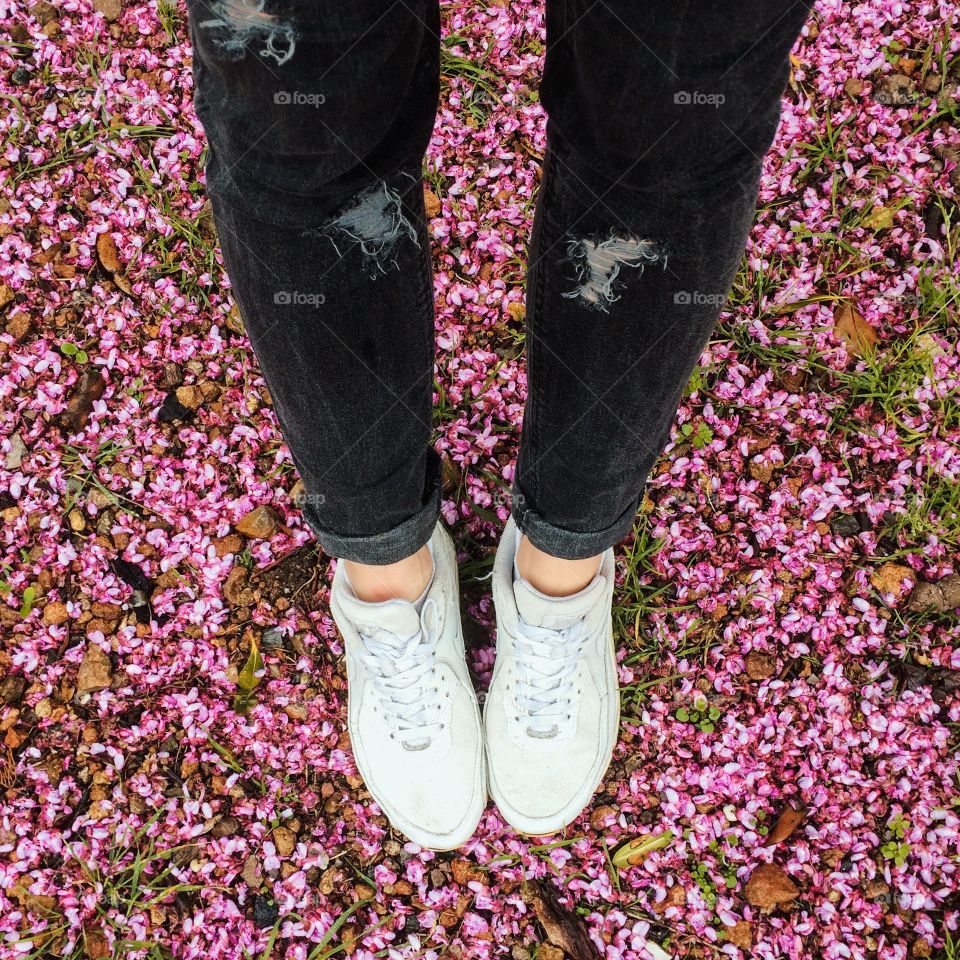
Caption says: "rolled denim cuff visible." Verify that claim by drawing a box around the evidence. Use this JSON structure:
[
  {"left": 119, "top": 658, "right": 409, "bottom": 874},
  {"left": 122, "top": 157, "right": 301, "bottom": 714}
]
[
  {"left": 301, "top": 454, "right": 442, "bottom": 565},
  {"left": 510, "top": 480, "right": 637, "bottom": 560}
]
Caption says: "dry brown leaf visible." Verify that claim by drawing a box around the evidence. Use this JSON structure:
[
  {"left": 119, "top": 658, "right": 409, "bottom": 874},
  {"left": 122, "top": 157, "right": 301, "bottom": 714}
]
[
  {"left": 225, "top": 304, "right": 245, "bottom": 335},
  {"left": 744, "top": 863, "right": 800, "bottom": 910},
  {"left": 213, "top": 534, "right": 244, "bottom": 558},
  {"left": 763, "top": 803, "right": 807, "bottom": 846},
  {"left": 0, "top": 745, "right": 16, "bottom": 789},
  {"left": 96, "top": 232, "right": 122, "bottom": 274},
  {"left": 912, "top": 937, "right": 933, "bottom": 958},
  {"left": 833, "top": 303, "right": 878, "bottom": 357},
  {"left": 272, "top": 826, "right": 296, "bottom": 857},
  {"left": 91, "top": 602, "right": 121, "bottom": 620},
  {"left": 872, "top": 73, "right": 918, "bottom": 106},
  {"left": 652, "top": 883, "right": 686, "bottom": 915},
  {"left": 908, "top": 574, "right": 960, "bottom": 613},
  {"left": 84, "top": 922, "right": 110, "bottom": 959},
  {"left": 869, "top": 562, "right": 914, "bottom": 601},
  {"left": 288, "top": 480, "right": 307, "bottom": 509},
  {"left": 235, "top": 504, "right": 280, "bottom": 540},
  {"left": 589, "top": 805, "right": 618, "bottom": 830},
  {"left": 76, "top": 645, "right": 112, "bottom": 696},
  {"left": 10, "top": 876, "right": 58, "bottom": 914},
  {"left": 723, "top": 920, "right": 753, "bottom": 950},
  {"left": 745, "top": 650, "right": 777, "bottom": 681},
  {"left": 749, "top": 459, "right": 776, "bottom": 483},
  {"left": 423, "top": 186, "right": 441, "bottom": 218},
  {"left": 844, "top": 77, "right": 864, "bottom": 97},
  {"left": 241, "top": 854, "right": 262, "bottom": 889},
  {"left": 60, "top": 368, "right": 108, "bottom": 433},
  {"left": 30, "top": 1, "right": 58, "bottom": 25},
  {"left": 864, "top": 878, "right": 889, "bottom": 900},
  {"left": 92, "top": 0, "right": 122, "bottom": 20},
  {"left": 42, "top": 601, "right": 69, "bottom": 625},
  {"left": 113, "top": 272, "right": 135, "bottom": 296},
  {"left": 176, "top": 384, "right": 204, "bottom": 411},
  {"left": 507, "top": 301, "right": 526, "bottom": 323},
  {"left": 522, "top": 880, "right": 598, "bottom": 960},
  {"left": 6, "top": 312, "right": 33, "bottom": 341},
  {"left": 451, "top": 859, "right": 484, "bottom": 885},
  {"left": 223, "top": 567, "right": 254, "bottom": 606}
]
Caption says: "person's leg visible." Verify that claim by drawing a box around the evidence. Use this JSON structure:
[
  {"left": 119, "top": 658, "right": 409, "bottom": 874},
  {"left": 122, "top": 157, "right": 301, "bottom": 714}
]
[
  {"left": 486, "top": 0, "right": 814, "bottom": 836},
  {"left": 188, "top": 0, "right": 442, "bottom": 576},
  {"left": 188, "top": 0, "right": 485, "bottom": 850},
  {"left": 515, "top": 0, "right": 815, "bottom": 562}
]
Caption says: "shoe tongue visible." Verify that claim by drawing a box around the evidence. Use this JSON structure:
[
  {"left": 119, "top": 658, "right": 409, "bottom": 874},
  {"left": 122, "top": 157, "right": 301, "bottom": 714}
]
[
  {"left": 338, "top": 592, "right": 422, "bottom": 640},
  {"left": 513, "top": 575, "right": 604, "bottom": 630}
]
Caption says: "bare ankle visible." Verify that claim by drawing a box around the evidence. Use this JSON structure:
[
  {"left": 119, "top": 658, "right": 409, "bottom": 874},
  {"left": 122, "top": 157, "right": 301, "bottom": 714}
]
[
  {"left": 515, "top": 535, "right": 601, "bottom": 597},
  {"left": 342, "top": 544, "right": 433, "bottom": 603}
]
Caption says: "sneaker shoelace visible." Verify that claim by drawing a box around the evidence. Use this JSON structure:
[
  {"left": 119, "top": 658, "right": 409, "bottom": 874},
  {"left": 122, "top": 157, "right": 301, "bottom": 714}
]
[
  {"left": 357, "top": 597, "right": 444, "bottom": 751},
  {"left": 512, "top": 615, "right": 588, "bottom": 739}
]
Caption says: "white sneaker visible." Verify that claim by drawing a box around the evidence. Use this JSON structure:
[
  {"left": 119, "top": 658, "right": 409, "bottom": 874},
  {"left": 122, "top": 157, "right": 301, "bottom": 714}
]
[
  {"left": 330, "top": 523, "right": 486, "bottom": 850},
  {"left": 485, "top": 517, "right": 619, "bottom": 836}
]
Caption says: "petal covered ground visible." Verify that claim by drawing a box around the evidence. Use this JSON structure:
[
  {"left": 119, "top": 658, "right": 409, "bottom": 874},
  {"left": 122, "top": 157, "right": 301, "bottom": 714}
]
[{"left": 0, "top": 1, "right": 959, "bottom": 959}]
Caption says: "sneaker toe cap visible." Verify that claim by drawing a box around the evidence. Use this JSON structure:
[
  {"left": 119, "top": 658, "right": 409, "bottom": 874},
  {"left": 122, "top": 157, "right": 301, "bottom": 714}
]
[
  {"left": 485, "top": 685, "right": 615, "bottom": 835},
  {"left": 356, "top": 686, "right": 485, "bottom": 846},
  {"left": 488, "top": 745, "right": 597, "bottom": 830}
]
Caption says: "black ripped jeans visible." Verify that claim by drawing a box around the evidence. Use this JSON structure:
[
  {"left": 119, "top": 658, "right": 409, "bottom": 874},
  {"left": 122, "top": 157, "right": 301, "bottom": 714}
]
[{"left": 187, "top": 0, "right": 813, "bottom": 563}]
